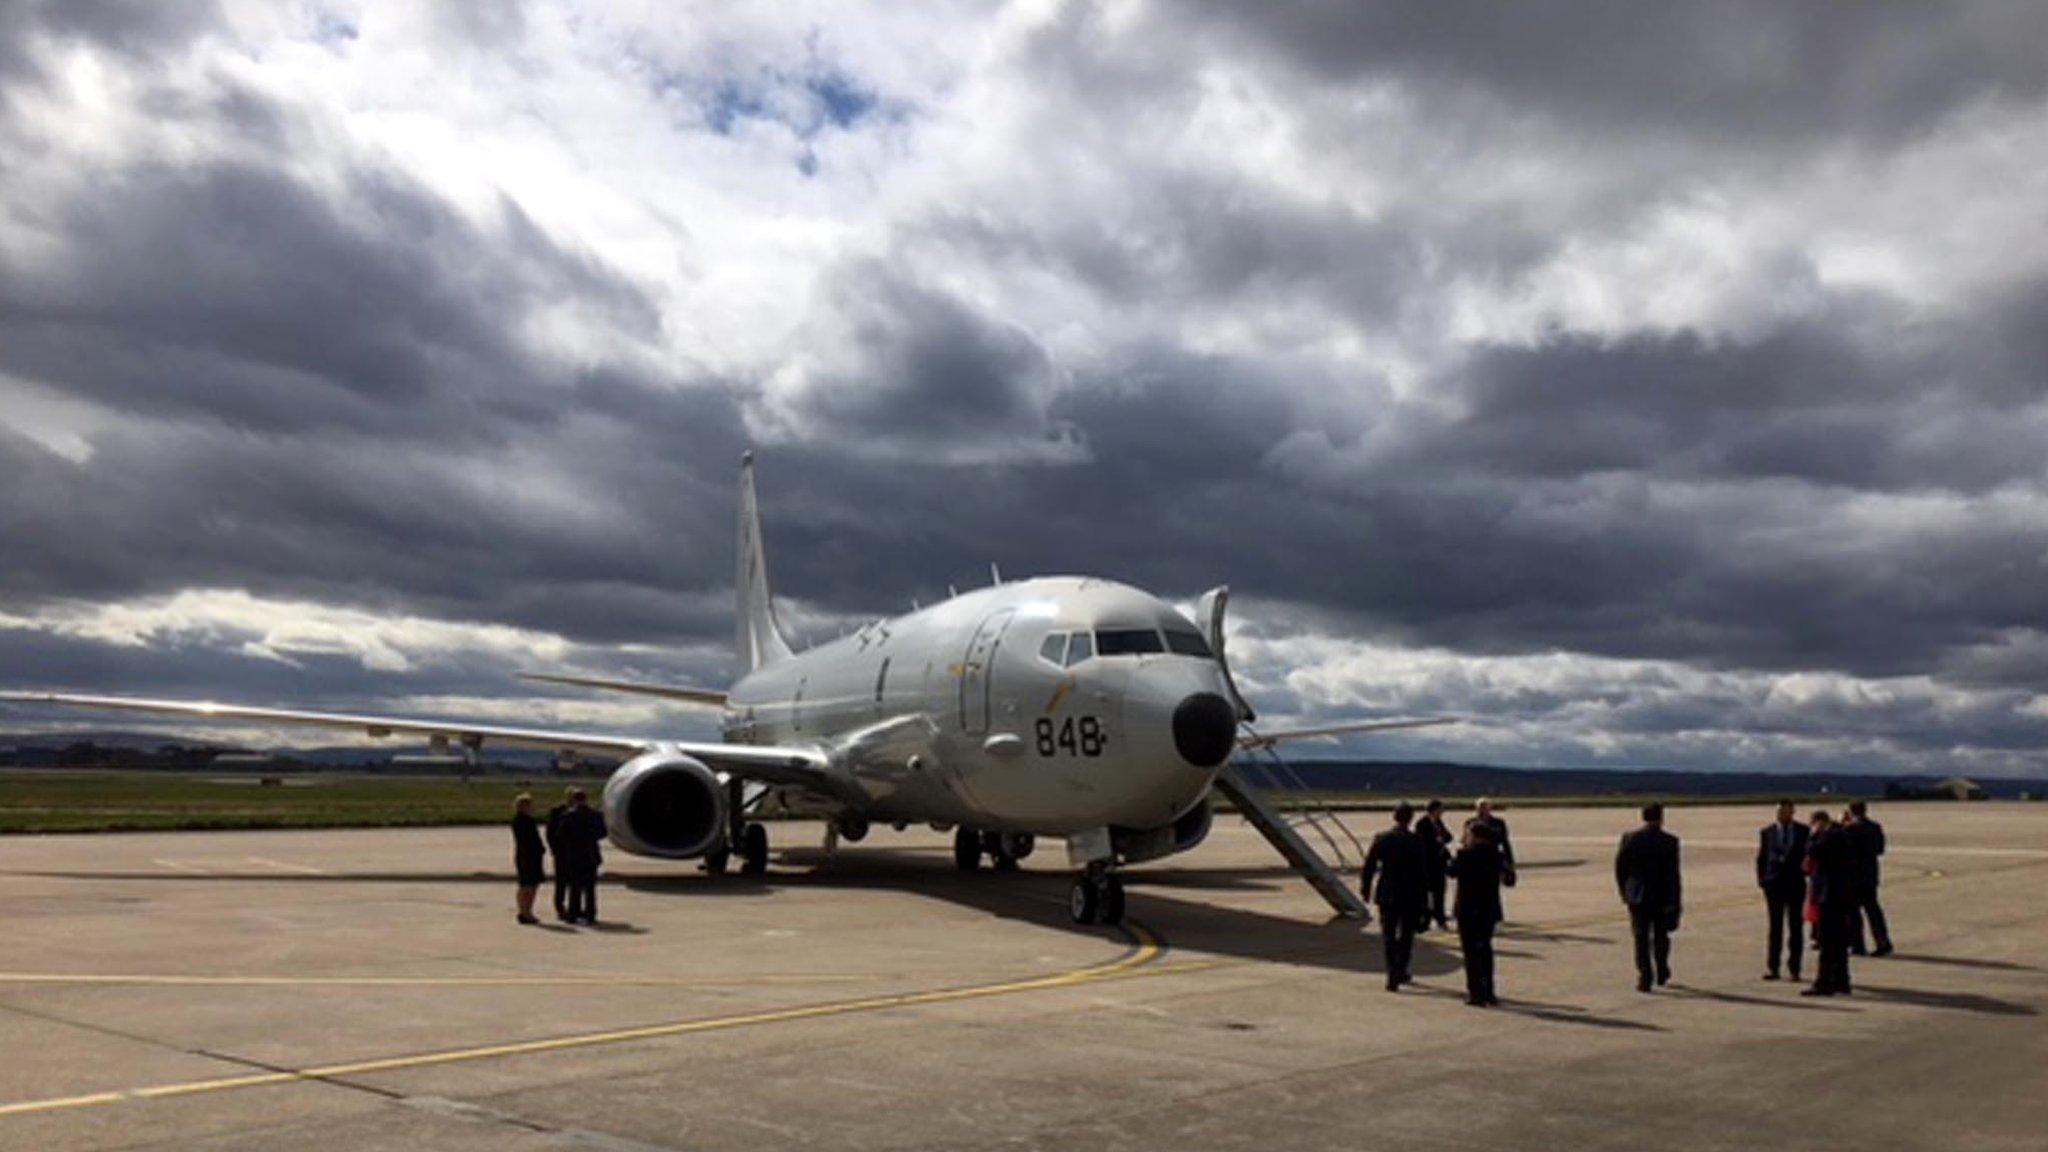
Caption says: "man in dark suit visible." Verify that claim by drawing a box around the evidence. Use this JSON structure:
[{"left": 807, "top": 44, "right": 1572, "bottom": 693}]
[
  {"left": 544, "top": 786, "right": 575, "bottom": 921},
  {"left": 1615, "top": 803, "right": 1683, "bottom": 992},
  {"left": 1756, "top": 799, "right": 1810, "bottom": 981},
  {"left": 1416, "top": 799, "right": 1454, "bottom": 931},
  {"left": 1448, "top": 821, "right": 1509, "bottom": 1007},
  {"left": 1804, "top": 810, "right": 1860, "bottom": 996},
  {"left": 1844, "top": 800, "right": 1893, "bottom": 957},
  {"left": 557, "top": 788, "right": 609, "bottom": 924},
  {"left": 1361, "top": 802, "right": 1432, "bottom": 991}
]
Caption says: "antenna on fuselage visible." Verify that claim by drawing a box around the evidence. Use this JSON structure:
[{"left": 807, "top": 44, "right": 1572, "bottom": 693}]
[
  {"left": 947, "top": 583, "right": 958, "bottom": 598},
  {"left": 990, "top": 562, "right": 1002, "bottom": 586}
]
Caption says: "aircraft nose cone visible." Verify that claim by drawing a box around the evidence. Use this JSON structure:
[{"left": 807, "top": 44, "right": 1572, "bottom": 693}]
[{"left": 1172, "top": 692, "right": 1238, "bottom": 768}]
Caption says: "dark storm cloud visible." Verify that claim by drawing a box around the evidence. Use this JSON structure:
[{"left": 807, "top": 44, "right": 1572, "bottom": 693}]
[
  {"left": 774, "top": 258, "right": 1057, "bottom": 445},
  {"left": 1184, "top": 1, "right": 2048, "bottom": 146}
]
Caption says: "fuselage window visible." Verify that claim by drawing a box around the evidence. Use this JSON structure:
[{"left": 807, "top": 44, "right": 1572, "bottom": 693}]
[
  {"left": 1038, "top": 632, "right": 1068, "bottom": 666},
  {"left": 874, "top": 657, "right": 891, "bottom": 704},
  {"left": 1095, "top": 627, "right": 1164, "bottom": 656},
  {"left": 1064, "top": 631, "right": 1094, "bottom": 666},
  {"left": 1164, "top": 626, "right": 1213, "bottom": 658}
]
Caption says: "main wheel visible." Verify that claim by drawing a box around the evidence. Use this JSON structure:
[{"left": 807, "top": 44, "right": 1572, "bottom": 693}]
[
  {"left": 984, "top": 830, "right": 1019, "bottom": 872},
  {"left": 703, "top": 847, "right": 730, "bottom": 876},
  {"left": 740, "top": 823, "right": 770, "bottom": 875},
  {"left": 953, "top": 827, "right": 982, "bottom": 872},
  {"left": 1010, "top": 833, "right": 1035, "bottom": 861},
  {"left": 1069, "top": 877, "right": 1101, "bottom": 924},
  {"left": 1098, "top": 874, "right": 1126, "bottom": 926}
]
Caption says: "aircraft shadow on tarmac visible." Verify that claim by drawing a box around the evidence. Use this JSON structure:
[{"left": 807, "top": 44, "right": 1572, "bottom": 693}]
[{"left": 617, "top": 846, "right": 1469, "bottom": 979}]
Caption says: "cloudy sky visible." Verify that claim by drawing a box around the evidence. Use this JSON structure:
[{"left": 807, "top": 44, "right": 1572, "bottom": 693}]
[{"left": 3, "top": 1, "right": 2047, "bottom": 776}]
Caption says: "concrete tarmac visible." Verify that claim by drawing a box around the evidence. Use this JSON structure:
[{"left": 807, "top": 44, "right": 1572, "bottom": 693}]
[{"left": 2, "top": 802, "right": 2044, "bottom": 1151}]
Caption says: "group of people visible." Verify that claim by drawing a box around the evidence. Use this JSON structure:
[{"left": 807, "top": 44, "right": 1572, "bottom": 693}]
[
  {"left": 1359, "top": 798, "right": 1515, "bottom": 1005},
  {"left": 510, "top": 788, "right": 609, "bottom": 925},
  {"left": 1360, "top": 796, "right": 1894, "bottom": 1005}
]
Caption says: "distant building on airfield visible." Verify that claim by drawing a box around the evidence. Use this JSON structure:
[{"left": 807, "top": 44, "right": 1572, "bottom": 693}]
[{"left": 1885, "top": 777, "right": 1989, "bottom": 801}]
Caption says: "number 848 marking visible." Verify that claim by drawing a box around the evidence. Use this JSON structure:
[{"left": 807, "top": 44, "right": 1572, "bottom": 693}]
[{"left": 1035, "top": 715, "right": 1107, "bottom": 758}]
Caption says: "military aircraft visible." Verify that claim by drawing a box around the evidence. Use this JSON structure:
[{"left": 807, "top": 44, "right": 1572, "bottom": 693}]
[{"left": 3, "top": 454, "right": 1445, "bottom": 924}]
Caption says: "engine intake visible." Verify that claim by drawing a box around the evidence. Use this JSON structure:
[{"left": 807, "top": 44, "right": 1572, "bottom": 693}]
[{"left": 602, "top": 750, "right": 727, "bottom": 859}]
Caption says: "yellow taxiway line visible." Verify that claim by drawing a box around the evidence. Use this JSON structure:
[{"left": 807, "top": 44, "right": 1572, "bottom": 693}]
[{"left": 0, "top": 923, "right": 1163, "bottom": 1120}]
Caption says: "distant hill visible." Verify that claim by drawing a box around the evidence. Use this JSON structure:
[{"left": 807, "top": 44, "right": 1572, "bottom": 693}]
[{"left": 1249, "top": 758, "right": 2048, "bottom": 801}]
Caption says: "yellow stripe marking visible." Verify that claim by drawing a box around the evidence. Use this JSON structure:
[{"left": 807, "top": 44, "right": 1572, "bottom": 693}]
[
  {"left": 1044, "top": 679, "right": 1074, "bottom": 715},
  {"left": 0, "top": 925, "right": 1161, "bottom": 1119}
]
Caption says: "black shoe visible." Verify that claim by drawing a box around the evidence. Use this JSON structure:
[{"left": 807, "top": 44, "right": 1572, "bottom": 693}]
[
  {"left": 1850, "top": 946, "right": 1867, "bottom": 956},
  {"left": 1386, "top": 978, "right": 1401, "bottom": 992},
  {"left": 1398, "top": 972, "right": 1415, "bottom": 986},
  {"left": 1873, "top": 944, "right": 1893, "bottom": 958},
  {"left": 1763, "top": 971, "right": 1780, "bottom": 981},
  {"left": 1790, "top": 969, "right": 1802, "bottom": 983},
  {"left": 517, "top": 913, "right": 539, "bottom": 925},
  {"left": 1485, "top": 995, "right": 1501, "bottom": 1006},
  {"left": 1637, "top": 978, "right": 1652, "bottom": 993},
  {"left": 1656, "top": 966, "right": 1671, "bottom": 986}
]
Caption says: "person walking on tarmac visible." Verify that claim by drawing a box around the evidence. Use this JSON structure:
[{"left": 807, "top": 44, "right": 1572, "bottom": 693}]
[
  {"left": 544, "top": 786, "right": 576, "bottom": 922},
  {"left": 1844, "top": 800, "right": 1894, "bottom": 957},
  {"left": 511, "top": 793, "right": 547, "bottom": 925},
  {"left": 556, "top": 788, "right": 609, "bottom": 924},
  {"left": 1804, "top": 810, "right": 1860, "bottom": 997},
  {"left": 1416, "top": 799, "right": 1454, "bottom": 931},
  {"left": 1615, "top": 803, "right": 1683, "bottom": 992},
  {"left": 1449, "top": 821, "right": 1511, "bottom": 1007},
  {"left": 1361, "top": 803, "right": 1432, "bottom": 991}
]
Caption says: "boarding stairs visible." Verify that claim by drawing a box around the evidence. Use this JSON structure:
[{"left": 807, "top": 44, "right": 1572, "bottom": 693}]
[{"left": 1213, "top": 746, "right": 1371, "bottom": 920}]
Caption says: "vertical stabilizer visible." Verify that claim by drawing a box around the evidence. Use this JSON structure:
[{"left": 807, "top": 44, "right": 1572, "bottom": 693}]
[{"left": 736, "top": 451, "right": 794, "bottom": 671}]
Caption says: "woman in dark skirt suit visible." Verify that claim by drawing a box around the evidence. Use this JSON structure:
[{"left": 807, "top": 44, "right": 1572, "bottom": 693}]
[{"left": 512, "top": 793, "right": 547, "bottom": 924}]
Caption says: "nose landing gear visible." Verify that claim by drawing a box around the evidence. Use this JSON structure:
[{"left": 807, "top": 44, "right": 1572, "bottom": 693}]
[{"left": 1069, "top": 866, "right": 1125, "bottom": 926}]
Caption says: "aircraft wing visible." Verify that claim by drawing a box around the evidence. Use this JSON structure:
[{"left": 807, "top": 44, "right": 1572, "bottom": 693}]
[
  {"left": 1238, "top": 717, "right": 1456, "bottom": 751},
  {"left": 0, "top": 691, "right": 826, "bottom": 787}
]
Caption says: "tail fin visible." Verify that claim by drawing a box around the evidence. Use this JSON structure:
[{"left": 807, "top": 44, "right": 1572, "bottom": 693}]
[{"left": 736, "top": 451, "right": 794, "bottom": 671}]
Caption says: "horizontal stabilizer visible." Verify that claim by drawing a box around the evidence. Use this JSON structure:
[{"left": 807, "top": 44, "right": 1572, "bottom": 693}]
[
  {"left": 519, "top": 672, "right": 727, "bottom": 707},
  {"left": 1238, "top": 717, "right": 1456, "bottom": 751}
]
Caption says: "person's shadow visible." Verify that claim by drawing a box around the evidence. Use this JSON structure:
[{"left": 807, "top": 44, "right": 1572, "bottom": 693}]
[{"left": 1853, "top": 984, "right": 2037, "bottom": 1017}]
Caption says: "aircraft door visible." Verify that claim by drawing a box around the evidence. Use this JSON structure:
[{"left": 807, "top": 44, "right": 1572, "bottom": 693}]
[{"left": 958, "top": 609, "right": 1016, "bottom": 735}]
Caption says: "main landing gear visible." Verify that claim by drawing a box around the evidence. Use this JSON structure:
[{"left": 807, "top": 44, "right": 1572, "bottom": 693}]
[
  {"left": 1069, "top": 865, "right": 1125, "bottom": 926},
  {"left": 953, "top": 828, "right": 1035, "bottom": 872},
  {"left": 704, "top": 779, "right": 770, "bottom": 876},
  {"left": 700, "top": 822, "right": 770, "bottom": 876}
]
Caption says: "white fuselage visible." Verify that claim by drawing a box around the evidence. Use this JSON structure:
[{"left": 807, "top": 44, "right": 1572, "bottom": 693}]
[{"left": 720, "top": 577, "right": 1234, "bottom": 836}]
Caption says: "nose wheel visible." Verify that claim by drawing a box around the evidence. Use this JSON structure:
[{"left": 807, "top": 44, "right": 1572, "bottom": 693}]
[{"left": 1069, "top": 870, "right": 1125, "bottom": 926}]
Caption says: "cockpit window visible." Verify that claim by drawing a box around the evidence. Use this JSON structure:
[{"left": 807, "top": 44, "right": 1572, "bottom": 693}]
[
  {"left": 1038, "top": 632, "right": 1068, "bottom": 666},
  {"left": 1064, "top": 631, "right": 1094, "bottom": 666},
  {"left": 1095, "top": 627, "right": 1165, "bottom": 656},
  {"left": 1163, "top": 626, "right": 1213, "bottom": 658}
]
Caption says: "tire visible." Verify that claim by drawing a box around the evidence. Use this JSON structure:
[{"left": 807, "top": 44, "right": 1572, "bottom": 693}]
[
  {"left": 838, "top": 818, "right": 869, "bottom": 843},
  {"left": 1098, "top": 875, "right": 1126, "bottom": 926},
  {"left": 1011, "top": 833, "right": 1035, "bottom": 861},
  {"left": 953, "top": 827, "right": 982, "bottom": 872},
  {"left": 741, "top": 823, "right": 770, "bottom": 875},
  {"left": 1069, "top": 877, "right": 1100, "bottom": 925},
  {"left": 704, "top": 848, "right": 730, "bottom": 876}
]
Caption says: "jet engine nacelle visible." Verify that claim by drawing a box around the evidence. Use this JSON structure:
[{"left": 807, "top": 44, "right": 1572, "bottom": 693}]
[
  {"left": 1112, "top": 800, "right": 1214, "bottom": 865},
  {"left": 602, "top": 749, "right": 728, "bottom": 859}
]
